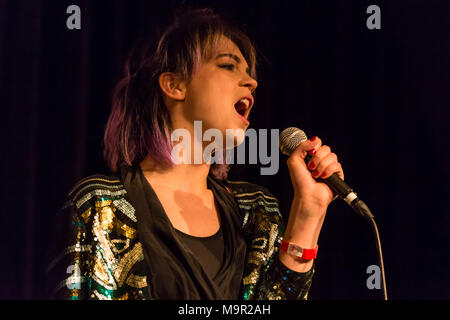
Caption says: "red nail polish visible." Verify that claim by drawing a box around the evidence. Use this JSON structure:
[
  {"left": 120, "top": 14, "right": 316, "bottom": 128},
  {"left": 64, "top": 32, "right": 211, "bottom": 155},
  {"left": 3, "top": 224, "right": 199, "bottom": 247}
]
[
  {"left": 309, "top": 149, "right": 316, "bottom": 156},
  {"left": 312, "top": 170, "right": 319, "bottom": 177},
  {"left": 320, "top": 172, "right": 327, "bottom": 179},
  {"left": 310, "top": 136, "right": 317, "bottom": 141},
  {"left": 308, "top": 161, "right": 315, "bottom": 170}
]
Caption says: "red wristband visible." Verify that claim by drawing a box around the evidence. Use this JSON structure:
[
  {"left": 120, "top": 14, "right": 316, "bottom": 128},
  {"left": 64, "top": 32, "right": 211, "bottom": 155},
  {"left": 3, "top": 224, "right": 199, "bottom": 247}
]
[{"left": 280, "top": 240, "right": 318, "bottom": 260}]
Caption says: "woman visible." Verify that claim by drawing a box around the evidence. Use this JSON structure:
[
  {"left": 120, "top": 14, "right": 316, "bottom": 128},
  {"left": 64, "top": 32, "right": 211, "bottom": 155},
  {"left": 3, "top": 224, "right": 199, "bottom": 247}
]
[{"left": 47, "top": 7, "right": 344, "bottom": 300}]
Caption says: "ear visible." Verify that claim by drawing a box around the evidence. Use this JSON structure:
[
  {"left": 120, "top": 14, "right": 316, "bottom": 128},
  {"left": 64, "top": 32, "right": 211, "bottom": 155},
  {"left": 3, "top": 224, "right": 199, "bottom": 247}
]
[{"left": 158, "top": 72, "right": 186, "bottom": 101}]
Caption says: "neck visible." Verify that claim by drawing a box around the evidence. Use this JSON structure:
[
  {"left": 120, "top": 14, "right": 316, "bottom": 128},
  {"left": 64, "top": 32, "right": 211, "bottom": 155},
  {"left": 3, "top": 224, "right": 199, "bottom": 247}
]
[
  {"left": 140, "top": 118, "right": 226, "bottom": 193},
  {"left": 140, "top": 155, "right": 211, "bottom": 194}
]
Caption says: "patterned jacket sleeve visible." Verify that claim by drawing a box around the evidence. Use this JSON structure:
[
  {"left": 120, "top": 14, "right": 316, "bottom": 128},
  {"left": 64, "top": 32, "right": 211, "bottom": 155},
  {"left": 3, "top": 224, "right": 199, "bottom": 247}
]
[
  {"left": 46, "top": 176, "right": 149, "bottom": 300},
  {"left": 45, "top": 199, "right": 92, "bottom": 299},
  {"left": 228, "top": 181, "right": 315, "bottom": 300},
  {"left": 251, "top": 225, "right": 315, "bottom": 300}
]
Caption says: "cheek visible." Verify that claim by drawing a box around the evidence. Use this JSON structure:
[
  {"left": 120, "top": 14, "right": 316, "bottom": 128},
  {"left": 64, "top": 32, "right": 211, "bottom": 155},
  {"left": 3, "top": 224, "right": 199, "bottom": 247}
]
[
  {"left": 184, "top": 73, "right": 238, "bottom": 131},
  {"left": 191, "top": 84, "right": 231, "bottom": 119}
]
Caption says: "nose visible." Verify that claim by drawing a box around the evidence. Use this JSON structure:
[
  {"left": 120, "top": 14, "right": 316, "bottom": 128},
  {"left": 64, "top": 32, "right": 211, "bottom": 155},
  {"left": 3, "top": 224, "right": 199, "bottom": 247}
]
[{"left": 240, "top": 74, "right": 258, "bottom": 93}]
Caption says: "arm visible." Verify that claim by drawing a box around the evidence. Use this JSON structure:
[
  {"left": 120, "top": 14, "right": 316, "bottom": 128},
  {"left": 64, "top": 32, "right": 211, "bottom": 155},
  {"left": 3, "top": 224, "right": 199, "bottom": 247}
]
[
  {"left": 280, "top": 136, "right": 344, "bottom": 273},
  {"left": 279, "top": 198, "right": 325, "bottom": 273},
  {"left": 236, "top": 186, "right": 315, "bottom": 300},
  {"left": 251, "top": 216, "right": 316, "bottom": 300}
]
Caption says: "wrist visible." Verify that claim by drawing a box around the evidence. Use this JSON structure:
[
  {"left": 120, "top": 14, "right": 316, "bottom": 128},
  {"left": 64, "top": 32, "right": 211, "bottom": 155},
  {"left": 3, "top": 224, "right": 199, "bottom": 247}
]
[
  {"left": 283, "top": 219, "right": 322, "bottom": 249},
  {"left": 281, "top": 240, "right": 318, "bottom": 260},
  {"left": 279, "top": 250, "right": 314, "bottom": 273},
  {"left": 290, "top": 195, "right": 327, "bottom": 223},
  {"left": 280, "top": 197, "right": 325, "bottom": 273},
  {"left": 284, "top": 198, "right": 326, "bottom": 248},
  {"left": 292, "top": 193, "right": 328, "bottom": 215}
]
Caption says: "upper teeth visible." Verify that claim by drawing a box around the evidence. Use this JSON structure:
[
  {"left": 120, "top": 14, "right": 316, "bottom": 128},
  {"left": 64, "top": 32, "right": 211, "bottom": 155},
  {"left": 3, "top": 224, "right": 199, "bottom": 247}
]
[{"left": 239, "top": 98, "right": 250, "bottom": 108}]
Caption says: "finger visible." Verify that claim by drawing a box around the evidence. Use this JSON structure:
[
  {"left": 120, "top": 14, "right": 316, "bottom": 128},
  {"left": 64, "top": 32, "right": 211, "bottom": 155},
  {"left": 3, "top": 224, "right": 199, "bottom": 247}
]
[
  {"left": 317, "top": 162, "right": 344, "bottom": 181},
  {"left": 309, "top": 151, "right": 336, "bottom": 178},
  {"left": 291, "top": 136, "right": 322, "bottom": 160},
  {"left": 307, "top": 145, "right": 331, "bottom": 171}
]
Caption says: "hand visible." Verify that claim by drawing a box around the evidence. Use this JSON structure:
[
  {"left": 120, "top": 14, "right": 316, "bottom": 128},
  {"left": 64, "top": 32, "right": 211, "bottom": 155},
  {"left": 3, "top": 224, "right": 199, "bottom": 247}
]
[{"left": 286, "top": 136, "right": 344, "bottom": 213}]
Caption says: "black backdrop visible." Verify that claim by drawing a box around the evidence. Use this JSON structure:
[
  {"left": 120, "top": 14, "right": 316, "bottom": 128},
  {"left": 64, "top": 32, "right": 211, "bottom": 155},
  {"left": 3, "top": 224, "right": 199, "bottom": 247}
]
[{"left": 1, "top": 0, "right": 449, "bottom": 300}]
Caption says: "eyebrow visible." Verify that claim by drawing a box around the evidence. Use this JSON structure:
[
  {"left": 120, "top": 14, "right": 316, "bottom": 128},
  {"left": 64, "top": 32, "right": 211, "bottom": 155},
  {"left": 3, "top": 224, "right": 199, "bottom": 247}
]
[{"left": 215, "top": 53, "right": 251, "bottom": 76}]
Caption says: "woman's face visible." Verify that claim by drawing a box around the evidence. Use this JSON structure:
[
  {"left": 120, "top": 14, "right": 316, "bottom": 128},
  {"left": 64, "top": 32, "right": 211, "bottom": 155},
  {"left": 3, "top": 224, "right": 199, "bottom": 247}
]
[{"left": 182, "top": 35, "right": 258, "bottom": 147}]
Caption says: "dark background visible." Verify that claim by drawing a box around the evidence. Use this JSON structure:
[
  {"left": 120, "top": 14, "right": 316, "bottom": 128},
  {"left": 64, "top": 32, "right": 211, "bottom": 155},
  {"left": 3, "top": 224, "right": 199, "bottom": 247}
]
[{"left": 1, "top": 0, "right": 449, "bottom": 299}]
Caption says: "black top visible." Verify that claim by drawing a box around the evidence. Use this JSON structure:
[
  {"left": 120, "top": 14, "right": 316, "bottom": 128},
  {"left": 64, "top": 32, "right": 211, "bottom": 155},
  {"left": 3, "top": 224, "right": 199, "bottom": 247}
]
[
  {"left": 120, "top": 165, "right": 247, "bottom": 299},
  {"left": 175, "top": 225, "right": 224, "bottom": 280}
]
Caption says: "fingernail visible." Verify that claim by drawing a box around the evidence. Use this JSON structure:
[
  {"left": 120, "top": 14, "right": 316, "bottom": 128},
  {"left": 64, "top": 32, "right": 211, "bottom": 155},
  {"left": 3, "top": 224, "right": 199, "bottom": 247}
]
[
  {"left": 308, "top": 149, "right": 316, "bottom": 156},
  {"left": 308, "top": 161, "right": 315, "bottom": 170},
  {"left": 320, "top": 172, "right": 327, "bottom": 179},
  {"left": 312, "top": 170, "right": 319, "bottom": 177},
  {"left": 310, "top": 136, "right": 317, "bottom": 141}
]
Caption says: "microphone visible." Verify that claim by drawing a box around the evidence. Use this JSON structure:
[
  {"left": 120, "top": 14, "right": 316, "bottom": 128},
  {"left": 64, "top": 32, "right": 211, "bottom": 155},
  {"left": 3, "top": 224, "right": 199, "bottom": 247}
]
[{"left": 279, "top": 127, "right": 373, "bottom": 218}]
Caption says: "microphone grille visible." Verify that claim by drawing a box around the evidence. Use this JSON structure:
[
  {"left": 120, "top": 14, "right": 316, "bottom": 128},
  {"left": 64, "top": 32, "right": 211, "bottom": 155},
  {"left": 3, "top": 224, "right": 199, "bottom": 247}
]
[{"left": 279, "top": 127, "right": 308, "bottom": 155}]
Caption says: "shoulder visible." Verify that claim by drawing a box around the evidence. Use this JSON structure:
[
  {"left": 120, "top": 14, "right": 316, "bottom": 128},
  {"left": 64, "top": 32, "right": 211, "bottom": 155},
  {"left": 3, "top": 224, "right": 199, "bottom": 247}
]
[
  {"left": 67, "top": 174, "right": 124, "bottom": 201},
  {"left": 63, "top": 173, "right": 138, "bottom": 241},
  {"left": 225, "top": 180, "right": 278, "bottom": 204},
  {"left": 64, "top": 173, "right": 129, "bottom": 215},
  {"left": 51, "top": 173, "right": 143, "bottom": 298},
  {"left": 225, "top": 180, "right": 285, "bottom": 251}
]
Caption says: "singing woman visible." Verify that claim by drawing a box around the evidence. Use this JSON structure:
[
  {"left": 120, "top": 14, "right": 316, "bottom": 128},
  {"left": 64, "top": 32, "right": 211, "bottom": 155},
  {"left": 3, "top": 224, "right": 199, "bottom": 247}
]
[{"left": 47, "top": 7, "right": 344, "bottom": 300}]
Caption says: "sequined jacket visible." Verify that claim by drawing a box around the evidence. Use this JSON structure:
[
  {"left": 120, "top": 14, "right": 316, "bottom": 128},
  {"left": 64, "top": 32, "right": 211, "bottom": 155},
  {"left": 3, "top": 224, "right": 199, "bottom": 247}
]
[{"left": 46, "top": 174, "right": 314, "bottom": 300}]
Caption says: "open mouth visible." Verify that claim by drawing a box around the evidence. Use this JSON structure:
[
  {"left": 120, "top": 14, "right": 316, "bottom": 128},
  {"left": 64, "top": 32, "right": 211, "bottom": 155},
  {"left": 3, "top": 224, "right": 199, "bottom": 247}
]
[
  {"left": 233, "top": 97, "right": 252, "bottom": 121},
  {"left": 234, "top": 100, "right": 248, "bottom": 117}
]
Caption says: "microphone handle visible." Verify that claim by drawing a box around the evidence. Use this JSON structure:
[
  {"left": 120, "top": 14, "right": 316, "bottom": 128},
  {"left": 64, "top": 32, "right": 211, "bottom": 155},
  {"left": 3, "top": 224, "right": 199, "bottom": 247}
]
[
  {"left": 304, "top": 153, "right": 373, "bottom": 219},
  {"left": 304, "top": 153, "right": 353, "bottom": 197}
]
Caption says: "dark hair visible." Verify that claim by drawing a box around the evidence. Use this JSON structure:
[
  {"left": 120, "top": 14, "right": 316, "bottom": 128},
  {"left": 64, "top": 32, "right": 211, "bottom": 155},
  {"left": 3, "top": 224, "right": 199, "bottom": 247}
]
[{"left": 103, "top": 7, "right": 257, "bottom": 179}]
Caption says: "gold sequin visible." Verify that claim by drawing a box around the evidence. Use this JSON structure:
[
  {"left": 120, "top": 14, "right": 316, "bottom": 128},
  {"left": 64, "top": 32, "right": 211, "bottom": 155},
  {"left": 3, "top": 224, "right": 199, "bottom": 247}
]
[
  {"left": 81, "top": 207, "right": 92, "bottom": 223},
  {"left": 111, "top": 239, "right": 130, "bottom": 254},
  {"left": 115, "top": 219, "right": 136, "bottom": 239},
  {"left": 126, "top": 274, "right": 147, "bottom": 289},
  {"left": 115, "top": 243, "right": 144, "bottom": 286}
]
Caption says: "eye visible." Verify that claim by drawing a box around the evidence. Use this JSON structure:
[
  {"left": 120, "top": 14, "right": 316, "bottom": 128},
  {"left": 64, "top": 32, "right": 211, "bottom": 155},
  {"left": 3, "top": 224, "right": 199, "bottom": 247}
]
[{"left": 219, "top": 64, "right": 235, "bottom": 71}]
